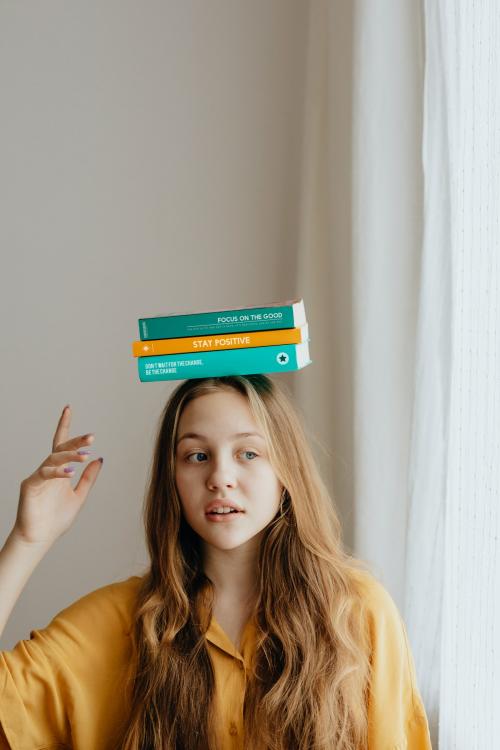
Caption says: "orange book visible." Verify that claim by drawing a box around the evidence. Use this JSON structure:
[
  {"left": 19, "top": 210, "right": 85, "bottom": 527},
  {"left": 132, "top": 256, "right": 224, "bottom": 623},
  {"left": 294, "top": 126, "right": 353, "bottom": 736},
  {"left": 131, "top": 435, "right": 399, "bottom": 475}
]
[{"left": 132, "top": 323, "right": 309, "bottom": 357}]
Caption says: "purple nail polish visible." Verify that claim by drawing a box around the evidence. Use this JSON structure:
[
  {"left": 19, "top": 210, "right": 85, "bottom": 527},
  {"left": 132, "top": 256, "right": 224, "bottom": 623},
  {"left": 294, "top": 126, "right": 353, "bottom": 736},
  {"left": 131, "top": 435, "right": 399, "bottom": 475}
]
[
  {"left": 77, "top": 450, "right": 90, "bottom": 455},
  {"left": 64, "top": 467, "right": 74, "bottom": 473}
]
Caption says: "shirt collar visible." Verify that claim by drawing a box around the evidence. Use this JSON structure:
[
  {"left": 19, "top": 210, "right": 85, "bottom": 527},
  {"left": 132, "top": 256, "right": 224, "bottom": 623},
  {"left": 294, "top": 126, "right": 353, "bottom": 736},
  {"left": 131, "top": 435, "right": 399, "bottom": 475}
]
[{"left": 206, "top": 615, "right": 257, "bottom": 670}]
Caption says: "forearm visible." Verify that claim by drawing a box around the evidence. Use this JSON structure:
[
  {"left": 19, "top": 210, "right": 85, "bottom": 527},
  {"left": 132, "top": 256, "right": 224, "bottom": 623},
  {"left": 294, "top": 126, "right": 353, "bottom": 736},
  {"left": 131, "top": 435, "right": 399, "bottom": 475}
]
[{"left": 0, "top": 530, "right": 50, "bottom": 639}]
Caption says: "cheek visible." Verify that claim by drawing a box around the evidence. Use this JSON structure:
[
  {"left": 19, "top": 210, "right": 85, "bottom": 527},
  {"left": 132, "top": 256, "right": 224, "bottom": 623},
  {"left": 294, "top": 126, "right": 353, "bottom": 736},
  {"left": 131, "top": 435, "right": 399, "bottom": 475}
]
[
  {"left": 174, "top": 467, "right": 193, "bottom": 509},
  {"left": 175, "top": 481, "right": 197, "bottom": 525},
  {"left": 174, "top": 461, "right": 193, "bottom": 486},
  {"left": 254, "top": 470, "right": 282, "bottom": 510}
]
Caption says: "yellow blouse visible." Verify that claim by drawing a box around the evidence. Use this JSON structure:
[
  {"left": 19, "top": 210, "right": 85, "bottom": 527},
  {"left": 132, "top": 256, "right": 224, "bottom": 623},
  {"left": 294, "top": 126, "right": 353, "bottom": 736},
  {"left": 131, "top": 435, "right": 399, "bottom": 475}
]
[{"left": 0, "top": 572, "right": 432, "bottom": 749}]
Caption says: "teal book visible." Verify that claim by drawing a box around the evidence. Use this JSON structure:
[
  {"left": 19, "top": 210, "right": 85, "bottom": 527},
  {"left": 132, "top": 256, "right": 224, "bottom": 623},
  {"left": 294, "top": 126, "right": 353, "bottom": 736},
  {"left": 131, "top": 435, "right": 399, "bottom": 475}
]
[
  {"left": 137, "top": 342, "right": 311, "bottom": 382},
  {"left": 139, "top": 299, "right": 306, "bottom": 341}
]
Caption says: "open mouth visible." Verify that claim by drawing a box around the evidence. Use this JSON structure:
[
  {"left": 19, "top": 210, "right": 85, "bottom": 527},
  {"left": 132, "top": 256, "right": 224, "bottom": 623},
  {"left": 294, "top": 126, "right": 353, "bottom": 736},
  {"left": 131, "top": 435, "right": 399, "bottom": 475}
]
[{"left": 205, "top": 508, "right": 245, "bottom": 521}]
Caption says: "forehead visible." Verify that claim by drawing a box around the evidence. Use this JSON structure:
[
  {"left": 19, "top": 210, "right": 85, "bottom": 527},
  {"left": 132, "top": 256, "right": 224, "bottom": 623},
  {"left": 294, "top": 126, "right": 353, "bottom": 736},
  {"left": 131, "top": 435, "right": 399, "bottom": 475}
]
[{"left": 177, "top": 390, "right": 260, "bottom": 434}]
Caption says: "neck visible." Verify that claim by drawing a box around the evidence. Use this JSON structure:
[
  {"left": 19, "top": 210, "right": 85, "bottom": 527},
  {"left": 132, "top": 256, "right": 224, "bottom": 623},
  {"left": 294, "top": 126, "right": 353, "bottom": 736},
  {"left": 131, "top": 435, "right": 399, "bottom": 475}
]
[{"left": 202, "top": 534, "right": 261, "bottom": 607}]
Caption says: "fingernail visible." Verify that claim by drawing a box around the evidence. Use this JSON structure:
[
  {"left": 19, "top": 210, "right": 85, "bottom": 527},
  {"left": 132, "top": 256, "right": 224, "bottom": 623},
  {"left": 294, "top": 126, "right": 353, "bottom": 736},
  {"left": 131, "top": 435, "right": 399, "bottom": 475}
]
[
  {"left": 63, "top": 405, "right": 70, "bottom": 413},
  {"left": 64, "top": 467, "right": 74, "bottom": 473},
  {"left": 77, "top": 450, "right": 91, "bottom": 455},
  {"left": 98, "top": 457, "right": 104, "bottom": 464}
]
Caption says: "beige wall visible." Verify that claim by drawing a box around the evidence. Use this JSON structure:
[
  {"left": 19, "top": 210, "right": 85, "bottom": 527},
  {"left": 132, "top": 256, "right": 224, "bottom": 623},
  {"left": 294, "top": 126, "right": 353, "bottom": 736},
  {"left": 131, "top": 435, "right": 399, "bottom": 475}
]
[{"left": 0, "top": 1, "right": 309, "bottom": 649}]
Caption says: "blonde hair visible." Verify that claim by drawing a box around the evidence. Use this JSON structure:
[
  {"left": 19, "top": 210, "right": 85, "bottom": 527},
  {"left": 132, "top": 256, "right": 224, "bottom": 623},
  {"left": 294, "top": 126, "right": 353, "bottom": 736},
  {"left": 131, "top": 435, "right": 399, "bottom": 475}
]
[{"left": 121, "top": 375, "right": 372, "bottom": 749}]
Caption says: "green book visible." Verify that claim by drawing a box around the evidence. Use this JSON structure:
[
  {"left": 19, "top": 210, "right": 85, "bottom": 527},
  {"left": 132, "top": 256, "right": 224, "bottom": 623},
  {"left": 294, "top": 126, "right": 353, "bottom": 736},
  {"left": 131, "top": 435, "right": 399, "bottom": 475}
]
[
  {"left": 137, "top": 342, "right": 311, "bottom": 382},
  {"left": 139, "top": 299, "right": 306, "bottom": 341}
]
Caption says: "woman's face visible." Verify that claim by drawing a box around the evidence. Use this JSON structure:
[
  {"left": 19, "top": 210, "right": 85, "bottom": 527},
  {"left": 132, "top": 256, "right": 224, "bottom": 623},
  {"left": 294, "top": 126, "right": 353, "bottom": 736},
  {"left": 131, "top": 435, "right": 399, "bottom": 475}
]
[{"left": 174, "top": 389, "right": 283, "bottom": 551}]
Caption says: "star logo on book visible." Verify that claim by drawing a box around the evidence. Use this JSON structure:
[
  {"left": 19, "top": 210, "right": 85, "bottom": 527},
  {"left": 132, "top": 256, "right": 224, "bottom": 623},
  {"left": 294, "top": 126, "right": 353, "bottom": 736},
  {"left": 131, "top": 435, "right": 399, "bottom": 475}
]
[
  {"left": 142, "top": 345, "right": 151, "bottom": 353},
  {"left": 277, "top": 352, "right": 289, "bottom": 365}
]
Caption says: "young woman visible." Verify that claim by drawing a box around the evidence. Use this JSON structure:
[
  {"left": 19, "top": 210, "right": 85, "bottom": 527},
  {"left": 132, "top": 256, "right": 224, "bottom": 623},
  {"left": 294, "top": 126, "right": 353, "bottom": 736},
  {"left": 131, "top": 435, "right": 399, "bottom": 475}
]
[{"left": 0, "top": 375, "right": 432, "bottom": 749}]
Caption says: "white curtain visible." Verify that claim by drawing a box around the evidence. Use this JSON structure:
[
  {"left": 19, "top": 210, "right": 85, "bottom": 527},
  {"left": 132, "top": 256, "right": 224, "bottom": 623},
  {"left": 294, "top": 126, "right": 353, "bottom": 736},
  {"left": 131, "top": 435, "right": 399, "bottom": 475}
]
[
  {"left": 296, "top": 1, "right": 500, "bottom": 748},
  {"left": 406, "top": 2, "right": 500, "bottom": 748}
]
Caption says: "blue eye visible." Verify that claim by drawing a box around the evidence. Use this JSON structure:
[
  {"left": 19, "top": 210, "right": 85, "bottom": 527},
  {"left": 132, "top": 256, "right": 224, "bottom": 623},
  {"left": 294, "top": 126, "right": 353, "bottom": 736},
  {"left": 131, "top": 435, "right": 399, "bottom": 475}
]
[
  {"left": 242, "top": 451, "right": 258, "bottom": 460},
  {"left": 185, "top": 450, "right": 258, "bottom": 463},
  {"left": 186, "top": 452, "right": 208, "bottom": 463}
]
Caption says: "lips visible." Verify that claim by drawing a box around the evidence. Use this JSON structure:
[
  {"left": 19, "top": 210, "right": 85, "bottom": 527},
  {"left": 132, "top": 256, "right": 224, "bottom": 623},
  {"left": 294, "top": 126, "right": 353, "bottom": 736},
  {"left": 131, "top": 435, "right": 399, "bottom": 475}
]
[{"left": 204, "top": 499, "right": 245, "bottom": 514}]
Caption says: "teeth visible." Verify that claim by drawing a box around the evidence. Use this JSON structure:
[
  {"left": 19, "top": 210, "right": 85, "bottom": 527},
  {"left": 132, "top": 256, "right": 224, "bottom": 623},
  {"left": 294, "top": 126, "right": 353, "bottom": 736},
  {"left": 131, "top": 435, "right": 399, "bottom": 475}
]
[{"left": 210, "top": 506, "right": 237, "bottom": 514}]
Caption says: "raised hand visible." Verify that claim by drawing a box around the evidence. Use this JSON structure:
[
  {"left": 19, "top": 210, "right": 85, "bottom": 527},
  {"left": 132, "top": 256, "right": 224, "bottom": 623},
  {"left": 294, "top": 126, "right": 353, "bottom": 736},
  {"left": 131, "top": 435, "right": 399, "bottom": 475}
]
[{"left": 12, "top": 405, "right": 103, "bottom": 549}]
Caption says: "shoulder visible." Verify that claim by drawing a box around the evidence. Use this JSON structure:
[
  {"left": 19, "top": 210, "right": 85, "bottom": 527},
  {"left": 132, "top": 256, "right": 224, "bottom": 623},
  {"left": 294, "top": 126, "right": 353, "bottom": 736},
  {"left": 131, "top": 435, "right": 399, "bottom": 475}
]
[
  {"left": 47, "top": 575, "right": 143, "bottom": 633},
  {"left": 349, "top": 567, "right": 404, "bottom": 634},
  {"left": 348, "top": 568, "right": 414, "bottom": 676},
  {"left": 30, "top": 575, "right": 144, "bottom": 661}
]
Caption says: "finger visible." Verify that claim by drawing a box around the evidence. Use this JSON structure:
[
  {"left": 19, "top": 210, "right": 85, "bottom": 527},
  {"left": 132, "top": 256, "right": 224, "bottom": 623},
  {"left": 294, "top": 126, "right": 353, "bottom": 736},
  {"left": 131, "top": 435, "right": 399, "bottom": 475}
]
[
  {"left": 52, "top": 405, "right": 72, "bottom": 452},
  {"left": 37, "top": 464, "right": 79, "bottom": 480},
  {"left": 23, "top": 462, "right": 79, "bottom": 490},
  {"left": 26, "top": 451, "right": 91, "bottom": 489},
  {"left": 40, "top": 449, "right": 93, "bottom": 468},
  {"left": 74, "top": 458, "right": 103, "bottom": 504},
  {"left": 54, "top": 433, "right": 95, "bottom": 454}
]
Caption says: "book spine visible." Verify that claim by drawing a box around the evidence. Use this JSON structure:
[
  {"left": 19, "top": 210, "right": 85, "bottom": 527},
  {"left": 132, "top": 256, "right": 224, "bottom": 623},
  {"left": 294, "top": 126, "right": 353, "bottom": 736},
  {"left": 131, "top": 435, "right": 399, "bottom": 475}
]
[
  {"left": 132, "top": 324, "right": 308, "bottom": 357},
  {"left": 139, "top": 303, "right": 302, "bottom": 341},
  {"left": 137, "top": 344, "right": 310, "bottom": 382}
]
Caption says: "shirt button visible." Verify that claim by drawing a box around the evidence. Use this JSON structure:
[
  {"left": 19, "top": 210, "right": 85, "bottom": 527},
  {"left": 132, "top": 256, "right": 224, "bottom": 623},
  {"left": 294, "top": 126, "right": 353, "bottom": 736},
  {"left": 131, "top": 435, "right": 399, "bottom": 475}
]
[{"left": 229, "top": 722, "right": 238, "bottom": 736}]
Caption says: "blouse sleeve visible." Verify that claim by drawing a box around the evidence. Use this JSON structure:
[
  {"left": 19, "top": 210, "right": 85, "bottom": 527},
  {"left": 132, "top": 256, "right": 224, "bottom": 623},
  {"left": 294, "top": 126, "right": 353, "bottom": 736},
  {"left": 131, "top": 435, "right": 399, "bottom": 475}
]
[
  {"left": 0, "top": 577, "right": 139, "bottom": 750},
  {"left": 359, "top": 572, "right": 432, "bottom": 749},
  {"left": 0, "top": 621, "right": 73, "bottom": 748}
]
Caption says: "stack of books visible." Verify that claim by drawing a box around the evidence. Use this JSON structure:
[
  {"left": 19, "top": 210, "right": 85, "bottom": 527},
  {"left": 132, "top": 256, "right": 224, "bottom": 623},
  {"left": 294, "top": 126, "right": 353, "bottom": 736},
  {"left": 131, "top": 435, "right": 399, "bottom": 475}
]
[{"left": 132, "top": 299, "right": 312, "bottom": 382}]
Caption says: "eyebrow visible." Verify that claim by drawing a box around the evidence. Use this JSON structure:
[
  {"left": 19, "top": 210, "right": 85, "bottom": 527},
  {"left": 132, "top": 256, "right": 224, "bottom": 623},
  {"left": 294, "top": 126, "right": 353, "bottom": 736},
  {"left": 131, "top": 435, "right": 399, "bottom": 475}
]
[{"left": 176, "top": 431, "right": 265, "bottom": 445}]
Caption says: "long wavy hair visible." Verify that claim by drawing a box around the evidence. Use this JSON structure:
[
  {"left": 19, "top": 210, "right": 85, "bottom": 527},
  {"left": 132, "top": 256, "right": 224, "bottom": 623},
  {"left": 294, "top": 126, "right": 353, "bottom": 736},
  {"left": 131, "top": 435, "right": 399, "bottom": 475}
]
[{"left": 120, "top": 375, "right": 372, "bottom": 750}]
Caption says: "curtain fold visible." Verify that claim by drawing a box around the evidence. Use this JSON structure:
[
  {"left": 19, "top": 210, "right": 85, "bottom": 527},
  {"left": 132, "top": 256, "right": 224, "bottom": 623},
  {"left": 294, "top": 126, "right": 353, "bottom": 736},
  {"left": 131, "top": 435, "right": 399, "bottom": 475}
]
[
  {"left": 296, "top": 0, "right": 424, "bottom": 604},
  {"left": 404, "top": 2, "right": 451, "bottom": 743},
  {"left": 349, "top": 0, "right": 424, "bottom": 605}
]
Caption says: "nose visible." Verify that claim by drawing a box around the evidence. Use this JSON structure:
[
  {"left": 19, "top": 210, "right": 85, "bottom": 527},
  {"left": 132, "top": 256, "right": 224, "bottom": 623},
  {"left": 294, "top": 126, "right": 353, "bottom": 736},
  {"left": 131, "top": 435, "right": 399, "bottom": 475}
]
[{"left": 206, "top": 454, "right": 237, "bottom": 491}]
